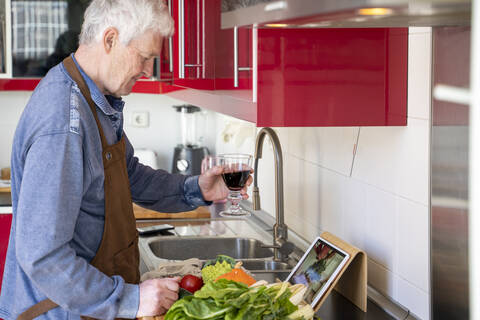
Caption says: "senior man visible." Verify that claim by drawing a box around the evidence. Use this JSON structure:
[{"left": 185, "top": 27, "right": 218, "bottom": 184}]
[{"left": 0, "top": 0, "right": 248, "bottom": 319}]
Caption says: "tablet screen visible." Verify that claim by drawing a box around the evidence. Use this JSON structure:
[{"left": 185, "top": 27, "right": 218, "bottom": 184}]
[{"left": 286, "top": 236, "right": 350, "bottom": 307}]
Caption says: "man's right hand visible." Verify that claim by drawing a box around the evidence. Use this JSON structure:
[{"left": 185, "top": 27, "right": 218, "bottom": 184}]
[{"left": 136, "top": 277, "right": 180, "bottom": 317}]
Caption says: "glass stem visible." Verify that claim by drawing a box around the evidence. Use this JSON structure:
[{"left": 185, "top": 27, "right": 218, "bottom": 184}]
[{"left": 228, "top": 190, "right": 242, "bottom": 213}]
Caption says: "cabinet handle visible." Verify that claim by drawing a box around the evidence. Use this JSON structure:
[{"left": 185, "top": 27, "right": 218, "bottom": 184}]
[
  {"left": 201, "top": 0, "right": 205, "bottom": 78},
  {"left": 178, "top": 0, "right": 185, "bottom": 78},
  {"left": 0, "top": 0, "right": 12, "bottom": 78},
  {"left": 234, "top": 26, "right": 253, "bottom": 88},
  {"left": 252, "top": 24, "right": 257, "bottom": 103},
  {"left": 179, "top": 0, "right": 204, "bottom": 79},
  {"left": 168, "top": 0, "right": 173, "bottom": 73}
]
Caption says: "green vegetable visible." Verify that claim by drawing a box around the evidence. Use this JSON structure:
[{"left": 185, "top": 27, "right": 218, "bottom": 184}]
[
  {"left": 178, "top": 288, "right": 193, "bottom": 299},
  {"left": 203, "top": 254, "right": 237, "bottom": 268},
  {"left": 201, "top": 260, "right": 232, "bottom": 283},
  {"left": 165, "top": 279, "right": 313, "bottom": 320}
]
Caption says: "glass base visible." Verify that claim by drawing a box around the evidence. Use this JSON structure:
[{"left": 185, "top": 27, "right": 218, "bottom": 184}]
[
  {"left": 220, "top": 190, "right": 251, "bottom": 217},
  {"left": 219, "top": 209, "right": 251, "bottom": 217}
]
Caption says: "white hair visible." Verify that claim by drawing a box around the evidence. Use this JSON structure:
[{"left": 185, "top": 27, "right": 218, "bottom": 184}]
[{"left": 79, "top": 0, "right": 174, "bottom": 45}]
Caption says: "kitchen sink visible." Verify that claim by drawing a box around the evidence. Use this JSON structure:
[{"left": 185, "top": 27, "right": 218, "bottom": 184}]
[
  {"left": 147, "top": 236, "right": 274, "bottom": 260},
  {"left": 240, "top": 260, "right": 291, "bottom": 272}
]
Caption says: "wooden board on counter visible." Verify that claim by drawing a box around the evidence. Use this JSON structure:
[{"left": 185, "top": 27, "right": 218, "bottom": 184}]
[
  {"left": 133, "top": 203, "right": 210, "bottom": 219},
  {"left": 0, "top": 188, "right": 10, "bottom": 193}
]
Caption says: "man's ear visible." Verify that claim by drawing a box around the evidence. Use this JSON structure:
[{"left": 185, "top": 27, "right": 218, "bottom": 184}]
[{"left": 103, "top": 27, "right": 119, "bottom": 53}]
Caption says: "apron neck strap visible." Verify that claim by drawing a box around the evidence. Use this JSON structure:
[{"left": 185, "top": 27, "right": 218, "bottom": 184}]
[{"left": 63, "top": 56, "right": 109, "bottom": 148}]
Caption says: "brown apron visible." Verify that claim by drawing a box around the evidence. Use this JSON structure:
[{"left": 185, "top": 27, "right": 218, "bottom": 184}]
[{"left": 17, "top": 56, "right": 140, "bottom": 320}]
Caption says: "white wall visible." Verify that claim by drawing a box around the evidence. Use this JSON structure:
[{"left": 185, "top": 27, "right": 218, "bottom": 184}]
[
  {"left": 0, "top": 91, "right": 29, "bottom": 168},
  {"left": 214, "top": 27, "right": 432, "bottom": 320},
  {"left": 0, "top": 92, "right": 217, "bottom": 171}
]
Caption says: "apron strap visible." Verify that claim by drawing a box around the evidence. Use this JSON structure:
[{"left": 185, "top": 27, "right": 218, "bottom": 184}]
[
  {"left": 63, "top": 55, "right": 109, "bottom": 149},
  {"left": 17, "top": 299, "right": 58, "bottom": 320}
]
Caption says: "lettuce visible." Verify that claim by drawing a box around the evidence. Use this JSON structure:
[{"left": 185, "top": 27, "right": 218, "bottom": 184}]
[
  {"left": 203, "top": 255, "right": 237, "bottom": 268},
  {"left": 201, "top": 261, "right": 233, "bottom": 283},
  {"left": 164, "top": 279, "right": 305, "bottom": 320}
]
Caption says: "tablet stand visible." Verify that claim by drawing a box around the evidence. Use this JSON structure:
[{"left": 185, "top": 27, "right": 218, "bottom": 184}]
[{"left": 314, "top": 231, "right": 368, "bottom": 312}]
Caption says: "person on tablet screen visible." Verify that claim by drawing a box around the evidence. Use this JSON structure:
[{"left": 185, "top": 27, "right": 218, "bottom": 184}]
[{"left": 292, "top": 243, "right": 344, "bottom": 303}]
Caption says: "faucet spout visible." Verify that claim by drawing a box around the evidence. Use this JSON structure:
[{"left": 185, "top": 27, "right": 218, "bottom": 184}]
[{"left": 253, "top": 127, "right": 288, "bottom": 261}]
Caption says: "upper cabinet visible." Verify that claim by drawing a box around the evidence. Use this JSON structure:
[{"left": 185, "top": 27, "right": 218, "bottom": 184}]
[
  {"left": 0, "top": 0, "right": 11, "bottom": 78},
  {"left": 214, "top": 23, "right": 255, "bottom": 102},
  {"left": 10, "top": 0, "right": 88, "bottom": 77},
  {"left": 167, "top": 25, "right": 408, "bottom": 126},
  {"left": 256, "top": 28, "right": 408, "bottom": 126},
  {"left": 171, "top": 0, "right": 216, "bottom": 90},
  {"left": 0, "top": 0, "right": 409, "bottom": 127},
  {"left": 0, "top": 0, "right": 172, "bottom": 93}
]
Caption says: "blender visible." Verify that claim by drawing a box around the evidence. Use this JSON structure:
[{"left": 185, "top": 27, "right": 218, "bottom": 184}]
[{"left": 171, "top": 105, "right": 209, "bottom": 175}]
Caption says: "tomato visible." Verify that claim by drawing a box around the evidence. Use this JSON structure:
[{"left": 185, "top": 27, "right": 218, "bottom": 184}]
[{"left": 180, "top": 274, "right": 204, "bottom": 293}]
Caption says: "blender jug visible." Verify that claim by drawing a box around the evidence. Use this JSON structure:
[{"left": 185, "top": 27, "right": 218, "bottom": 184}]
[{"left": 172, "top": 105, "right": 209, "bottom": 175}]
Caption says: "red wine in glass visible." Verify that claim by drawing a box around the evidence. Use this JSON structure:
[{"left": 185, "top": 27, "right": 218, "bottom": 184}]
[
  {"left": 217, "top": 154, "right": 253, "bottom": 217},
  {"left": 222, "top": 170, "right": 250, "bottom": 191}
]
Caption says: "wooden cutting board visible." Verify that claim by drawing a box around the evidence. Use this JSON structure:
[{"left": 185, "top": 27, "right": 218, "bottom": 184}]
[{"left": 133, "top": 203, "right": 210, "bottom": 219}]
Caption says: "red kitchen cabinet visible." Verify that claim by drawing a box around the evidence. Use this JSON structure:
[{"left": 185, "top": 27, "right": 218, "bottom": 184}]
[
  {"left": 0, "top": 0, "right": 170, "bottom": 94},
  {"left": 171, "top": 0, "right": 216, "bottom": 90},
  {"left": 0, "top": 213, "right": 12, "bottom": 292},
  {"left": 168, "top": 27, "right": 408, "bottom": 127},
  {"left": 256, "top": 28, "right": 408, "bottom": 126},
  {"left": 214, "top": 0, "right": 254, "bottom": 101},
  {"left": 156, "top": 1, "right": 175, "bottom": 84}
]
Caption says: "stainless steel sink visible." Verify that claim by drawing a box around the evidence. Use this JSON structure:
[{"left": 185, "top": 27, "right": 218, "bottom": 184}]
[
  {"left": 147, "top": 236, "right": 274, "bottom": 260},
  {"left": 240, "top": 260, "right": 291, "bottom": 272}
]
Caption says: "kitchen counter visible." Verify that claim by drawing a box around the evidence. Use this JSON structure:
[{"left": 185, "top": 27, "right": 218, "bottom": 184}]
[
  {"left": 133, "top": 203, "right": 210, "bottom": 219},
  {"left": 137, "top": 203, "right": 411, "bottom": 320}
]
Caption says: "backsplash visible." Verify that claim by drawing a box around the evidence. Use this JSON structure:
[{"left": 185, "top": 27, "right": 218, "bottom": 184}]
[{"left": 214, "top": 27, "right": 432, "bottom": 320}]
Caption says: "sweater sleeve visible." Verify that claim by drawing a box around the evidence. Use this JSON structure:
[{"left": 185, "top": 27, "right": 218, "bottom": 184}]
[{"left": 124, "top": 135, "right": 210, "bottom": 212}]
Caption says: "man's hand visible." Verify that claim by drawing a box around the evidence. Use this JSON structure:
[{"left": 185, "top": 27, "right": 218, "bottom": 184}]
[
  {"left": 136, "top": 277, "right": 180, "bottom": 317},
  {"left": 198, "top": 165, "right": 253, "bottom": 202}
]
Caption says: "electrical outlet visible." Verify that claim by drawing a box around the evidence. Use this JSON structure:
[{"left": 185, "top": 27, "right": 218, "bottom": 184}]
[{"left": 131, "top": 111, "right": 149, "bottom": 128}]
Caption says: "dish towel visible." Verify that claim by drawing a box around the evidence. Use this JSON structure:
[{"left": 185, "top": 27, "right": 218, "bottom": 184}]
[{"left": 140, "top": 258, "right": 203, "bottom": 281}]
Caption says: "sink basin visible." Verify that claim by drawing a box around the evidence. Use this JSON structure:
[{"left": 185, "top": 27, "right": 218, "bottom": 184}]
[
  {"left": 241, "top": 260, "right": 291, "bottom": 272},
  {"left": 148, "top": 237, "right": 274, "bottom": 260}
]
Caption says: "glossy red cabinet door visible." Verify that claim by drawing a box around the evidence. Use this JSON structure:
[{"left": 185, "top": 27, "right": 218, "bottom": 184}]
[
  {"left": 214, "top": 0, "right": 253, "bottom": 102},
  {"left": 172, "top": 0, "right": 215, "bottom": 90},
  {"left": 256, "top": 28, "right": 408, "bottom": 127},
  {"left": 0, "top": 214, "right": 12, "bottom": 292},
  {"left": 214, "top": 26, "right": 254, "bottom": 100}
]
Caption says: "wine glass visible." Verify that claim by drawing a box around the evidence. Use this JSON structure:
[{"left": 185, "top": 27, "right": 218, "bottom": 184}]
[{"left": 217, "top": 154, "right": 252, "bottom": 217}]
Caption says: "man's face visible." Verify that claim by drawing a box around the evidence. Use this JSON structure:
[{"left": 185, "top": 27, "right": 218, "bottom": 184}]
[{"left": 105, "top": 30, "right": 162, "bottom": 97}]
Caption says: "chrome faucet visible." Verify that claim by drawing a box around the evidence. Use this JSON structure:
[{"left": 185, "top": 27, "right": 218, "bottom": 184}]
[{"left": 253, "top": 127, "right": 290, "bottom": 261}]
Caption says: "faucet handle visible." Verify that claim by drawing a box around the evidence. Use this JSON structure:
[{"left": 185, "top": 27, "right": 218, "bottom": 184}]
[{"left": 261, "top": 241, "right": 295, "bottom": 256}]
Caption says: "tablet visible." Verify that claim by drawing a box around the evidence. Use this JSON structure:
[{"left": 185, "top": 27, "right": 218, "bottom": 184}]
[{"left": 286, "top": 236, "right": 350, "bottom": 307}]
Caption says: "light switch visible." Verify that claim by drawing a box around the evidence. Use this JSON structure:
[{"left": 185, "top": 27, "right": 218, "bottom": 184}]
[{"left": 131, "top": 111, "right": 149, "bottom": 128}]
